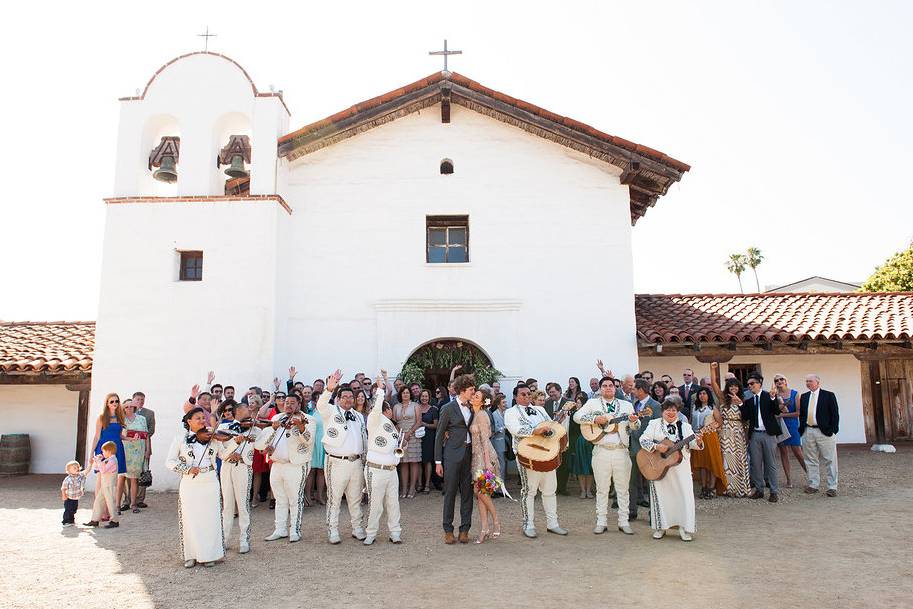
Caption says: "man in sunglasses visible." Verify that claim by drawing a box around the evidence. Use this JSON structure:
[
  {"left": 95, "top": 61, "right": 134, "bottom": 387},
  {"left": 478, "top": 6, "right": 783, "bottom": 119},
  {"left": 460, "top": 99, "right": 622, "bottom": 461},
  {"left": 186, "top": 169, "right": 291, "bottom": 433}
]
[{"left": 742, "top": 373, "right": 783, "bottom": 502}]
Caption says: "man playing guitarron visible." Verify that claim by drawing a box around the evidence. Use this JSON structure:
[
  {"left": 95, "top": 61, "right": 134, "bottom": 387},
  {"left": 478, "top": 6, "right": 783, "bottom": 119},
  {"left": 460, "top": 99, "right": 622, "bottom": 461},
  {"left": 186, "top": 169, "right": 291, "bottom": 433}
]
[
  {"left": 574, "top": 376, "right": 641, "bottom": 535},
  {"left": 504, "top": 383, "right": 568, "bottom": 539}
]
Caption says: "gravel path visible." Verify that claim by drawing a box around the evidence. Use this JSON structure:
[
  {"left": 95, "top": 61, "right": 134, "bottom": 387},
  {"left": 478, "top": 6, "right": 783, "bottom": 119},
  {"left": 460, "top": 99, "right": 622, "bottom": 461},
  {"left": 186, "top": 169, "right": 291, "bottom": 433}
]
[{"left": 1, "top": 445, "right": 911, "bottom": 609}]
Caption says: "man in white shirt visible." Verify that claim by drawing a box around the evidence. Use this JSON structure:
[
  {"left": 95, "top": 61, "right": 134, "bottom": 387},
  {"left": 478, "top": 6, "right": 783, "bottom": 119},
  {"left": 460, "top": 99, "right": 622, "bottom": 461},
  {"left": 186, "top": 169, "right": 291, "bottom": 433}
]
[
  {"left": 504, "top": 384, "right": 568, "bottom": 539},
  {"left": 574, "top": 377, "right": 640, "bottom": 535},
  {"left": 362, "top": 379, "right": 400, "bottom": 545},
  {"left": 317, "top": 370, "right": 368, "bottom": 544}
]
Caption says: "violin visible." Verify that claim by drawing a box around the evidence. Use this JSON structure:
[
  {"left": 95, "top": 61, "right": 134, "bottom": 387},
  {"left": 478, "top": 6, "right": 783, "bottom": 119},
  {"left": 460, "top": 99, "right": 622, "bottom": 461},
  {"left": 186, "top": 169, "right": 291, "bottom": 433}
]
[
  {"left": 238, "top": 417, "right": 256, "bottom": 430},
  {"left": 193, "top": 427, "right": 237, "bottom": 443}
]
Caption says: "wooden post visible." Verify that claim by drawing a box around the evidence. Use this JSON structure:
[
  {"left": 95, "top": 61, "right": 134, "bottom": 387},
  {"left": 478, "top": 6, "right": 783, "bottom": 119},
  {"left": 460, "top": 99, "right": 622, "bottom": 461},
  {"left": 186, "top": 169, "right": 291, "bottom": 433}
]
[{"left": 75, "top": 389, "right": 90, "bottom": 466}]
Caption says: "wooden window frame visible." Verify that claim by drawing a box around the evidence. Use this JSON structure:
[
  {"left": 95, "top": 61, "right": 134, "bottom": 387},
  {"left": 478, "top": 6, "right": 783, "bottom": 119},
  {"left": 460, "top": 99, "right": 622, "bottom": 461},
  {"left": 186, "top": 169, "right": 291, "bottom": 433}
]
[
  {"left": 728, "top": 363, "right": 761, "bottom": 388},
  {"left": 426, "top": 215, "right": 469, "bottom": 264},
  {"left": 179, "top": 250, "right": 203, "bottom": 281}
]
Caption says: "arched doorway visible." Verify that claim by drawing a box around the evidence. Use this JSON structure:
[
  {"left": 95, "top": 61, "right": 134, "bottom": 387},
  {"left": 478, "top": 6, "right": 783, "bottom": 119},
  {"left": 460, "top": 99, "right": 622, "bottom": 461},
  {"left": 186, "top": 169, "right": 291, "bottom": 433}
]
[{"left": 401, "top": 339, "right": 501, "bottom": 390}]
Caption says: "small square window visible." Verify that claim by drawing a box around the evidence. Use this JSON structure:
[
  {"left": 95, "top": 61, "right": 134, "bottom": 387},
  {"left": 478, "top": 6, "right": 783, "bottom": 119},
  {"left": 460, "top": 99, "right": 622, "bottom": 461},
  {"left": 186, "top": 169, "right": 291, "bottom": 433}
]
[
  {"left": 179, "top": 251, "right": 203, "bottom": 281},
  {"left": 426, "top": 216, "right": 469, "bottom": 264}
]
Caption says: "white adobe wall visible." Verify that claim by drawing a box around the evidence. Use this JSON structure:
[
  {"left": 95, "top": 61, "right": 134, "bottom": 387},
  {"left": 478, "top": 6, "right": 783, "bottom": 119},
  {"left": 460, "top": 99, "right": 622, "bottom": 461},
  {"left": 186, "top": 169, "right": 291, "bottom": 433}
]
[
  {"left": 0, "top": 385, "right": 77, "bottom": 473},
  {"left": 279, "top": 105, "right": 638, "bottom": 386},
  {"left": 91, "top": 200, "right": 285, "bottom": 487},
  {"left": 637, "top": 353, "right": 866, "bottom": 444}
]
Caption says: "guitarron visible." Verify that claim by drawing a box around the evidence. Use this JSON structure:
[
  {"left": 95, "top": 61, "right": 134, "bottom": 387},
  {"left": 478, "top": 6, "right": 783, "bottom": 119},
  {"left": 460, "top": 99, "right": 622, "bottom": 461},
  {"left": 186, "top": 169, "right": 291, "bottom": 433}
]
[{"left": 517, "top": 421, "right": 568, "bottom": 472}]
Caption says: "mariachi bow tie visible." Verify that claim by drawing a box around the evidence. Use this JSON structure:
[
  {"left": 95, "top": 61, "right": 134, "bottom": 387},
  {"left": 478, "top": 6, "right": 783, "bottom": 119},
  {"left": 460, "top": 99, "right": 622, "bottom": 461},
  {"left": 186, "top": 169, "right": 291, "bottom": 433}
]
[
  {"left": 345, "top": 411, "right": 357, "bottom": 422},
  {"left": 666, "top": 424, "right": 678, "bottom": 435},
  {"left": 525, "top": 407, "right": 537, "bottom": 416}
]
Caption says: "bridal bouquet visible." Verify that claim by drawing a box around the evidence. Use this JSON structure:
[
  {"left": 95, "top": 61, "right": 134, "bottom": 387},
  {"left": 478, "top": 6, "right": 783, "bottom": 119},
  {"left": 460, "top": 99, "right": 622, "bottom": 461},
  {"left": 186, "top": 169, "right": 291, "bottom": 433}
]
[{"left": 474, "top": 469, "right": 502, "bottom": 496}]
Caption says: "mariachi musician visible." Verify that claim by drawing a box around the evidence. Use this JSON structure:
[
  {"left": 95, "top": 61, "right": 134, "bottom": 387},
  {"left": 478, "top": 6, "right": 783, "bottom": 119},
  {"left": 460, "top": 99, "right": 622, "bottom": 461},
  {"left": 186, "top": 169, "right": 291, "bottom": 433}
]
[
  {"left": 165, "top": 407, "right": 224, "bottom": 568},
  {"left": 216, "top": 404, "right": 259, "bottom": 554},
  {"left": 363, "top": 377, "right": 401, "bottom": 545},
  {"left": 574, "top": 376, "right": 640, "bottom": 536},
  {"left": 503, "top": 383, "right": 568, "bottom": 539},
  {"left": 254, "top": 394, "right": 315, "bottom": 544}
]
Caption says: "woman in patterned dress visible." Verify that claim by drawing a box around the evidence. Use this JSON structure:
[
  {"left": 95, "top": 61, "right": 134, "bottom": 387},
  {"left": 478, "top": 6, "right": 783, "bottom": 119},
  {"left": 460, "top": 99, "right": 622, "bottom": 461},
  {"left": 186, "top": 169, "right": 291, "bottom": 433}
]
[
  {"left": 710, "top": 363, "right": 751, "bottom": 497},
  {"left": 393, "top": 386, "right": 422, "bottom": 498},
  {"left": 120, "top": 398, "right": 149, "bottom": 513},
  {"left": 469, "top": 388, "right": 501, "bottom": 543}
]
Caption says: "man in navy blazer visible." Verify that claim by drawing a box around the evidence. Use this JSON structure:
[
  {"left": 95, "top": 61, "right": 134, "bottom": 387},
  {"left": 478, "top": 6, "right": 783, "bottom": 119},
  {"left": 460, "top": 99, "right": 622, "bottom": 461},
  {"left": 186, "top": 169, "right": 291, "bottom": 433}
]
[{"left": 799, "top": 374, "right": 840, "bottom": 496}]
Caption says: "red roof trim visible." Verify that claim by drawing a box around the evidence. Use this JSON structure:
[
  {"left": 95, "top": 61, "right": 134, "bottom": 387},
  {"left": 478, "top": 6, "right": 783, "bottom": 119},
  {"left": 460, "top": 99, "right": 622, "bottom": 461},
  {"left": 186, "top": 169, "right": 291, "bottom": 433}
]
[
  {"left": 118, "top": 51, "right": 290, "bottom": 116},
  {"left": 278, "top": 71, "right": 689, "bottom": 173}
]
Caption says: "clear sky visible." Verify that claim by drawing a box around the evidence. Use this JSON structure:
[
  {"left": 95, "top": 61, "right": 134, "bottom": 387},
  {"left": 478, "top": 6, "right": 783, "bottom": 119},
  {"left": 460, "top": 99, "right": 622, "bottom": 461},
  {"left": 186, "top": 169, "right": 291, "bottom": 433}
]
[{"left": 3, "top": 0, "right": 911, "bottom": 320}]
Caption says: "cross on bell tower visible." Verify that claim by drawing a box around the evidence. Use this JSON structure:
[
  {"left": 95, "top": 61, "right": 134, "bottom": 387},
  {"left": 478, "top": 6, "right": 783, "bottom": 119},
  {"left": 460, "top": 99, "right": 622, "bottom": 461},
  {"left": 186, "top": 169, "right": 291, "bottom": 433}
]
[
  {"left": 429, "top": 39, "right": 462, "bottom": 73},
  {"left": 198, "top": 26, "right": 217, "bottom": 52}
]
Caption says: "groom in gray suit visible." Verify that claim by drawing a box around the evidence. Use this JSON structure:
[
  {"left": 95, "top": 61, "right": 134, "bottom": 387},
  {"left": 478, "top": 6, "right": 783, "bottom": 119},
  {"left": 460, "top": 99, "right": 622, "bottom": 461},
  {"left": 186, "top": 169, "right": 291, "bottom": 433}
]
[{"left": 434, "top": 374, "right": 476, "bottom": 544}]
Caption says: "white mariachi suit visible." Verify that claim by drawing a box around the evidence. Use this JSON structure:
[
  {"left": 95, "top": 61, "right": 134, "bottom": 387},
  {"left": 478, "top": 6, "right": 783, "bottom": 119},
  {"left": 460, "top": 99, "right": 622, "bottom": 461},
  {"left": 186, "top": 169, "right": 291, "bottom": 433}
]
[
  {"left": 574, "top": 397, "right": 640, "bottom": 528},
  {"left": 216, "top": 424, "right": 260, "bottom": 549},
  {"left": 317, "top": 390, "right": 368, "bottom": 538},
  {"left": 640, "top": 417, "right": 699, "bottom": 533},
  {"left": 165, "top": 432, "right": 225, "bottom": 564},
  {"left": 253, "top": 413, "right": 316, "bottom": 539},
  {"left": 503, "top": 404, "right": 561, "bottom": 531},
  {"left": 364, "top": 390, "right": 402, "bottom": 539}
]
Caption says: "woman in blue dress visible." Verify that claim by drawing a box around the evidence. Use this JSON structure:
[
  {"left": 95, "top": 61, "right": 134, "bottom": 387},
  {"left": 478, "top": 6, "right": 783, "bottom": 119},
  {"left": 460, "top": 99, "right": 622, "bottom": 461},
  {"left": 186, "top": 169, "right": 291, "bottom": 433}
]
[
  {"left": 303, "top": 390, "right": 327, "bottom": 505},
  {"left": 774, "top": 374, "right": 807, "bottom": 488},
  {"left": 90, "top": 393, "right": 127, "bottom": 516}
]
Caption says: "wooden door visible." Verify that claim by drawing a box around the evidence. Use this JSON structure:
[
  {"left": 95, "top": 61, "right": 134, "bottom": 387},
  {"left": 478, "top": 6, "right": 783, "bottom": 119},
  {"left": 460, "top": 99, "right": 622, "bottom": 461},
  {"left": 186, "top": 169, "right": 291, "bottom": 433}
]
[{"left": 881, "top": 359, "right": 913, "bottom": 441}]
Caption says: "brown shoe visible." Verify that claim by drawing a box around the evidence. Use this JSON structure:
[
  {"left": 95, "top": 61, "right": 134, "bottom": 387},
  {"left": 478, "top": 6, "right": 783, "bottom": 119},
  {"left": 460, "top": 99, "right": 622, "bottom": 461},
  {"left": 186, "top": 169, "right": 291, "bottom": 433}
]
[
  {"left": 458, "top": 531, "right": 469, "bottom": 544},
  {"left": 444, "top": 532, "right": 455, "bottom": 545},
  {"left": 825, "top": 489, "right": 837, "bottom": 497},
  {"left": 804, "top": 486, "right": 819, "bottom": 494},
  {"left": 768, "top": 493, "right": 779, "bottom": 503},
  {"left": 750, "top": 491, "right": 765, "bottom": 500}
]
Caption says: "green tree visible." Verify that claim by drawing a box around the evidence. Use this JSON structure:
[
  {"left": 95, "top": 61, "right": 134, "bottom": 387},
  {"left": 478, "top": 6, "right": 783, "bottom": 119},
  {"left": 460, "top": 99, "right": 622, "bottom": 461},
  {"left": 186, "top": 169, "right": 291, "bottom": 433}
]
[
  {"left": 726, "top": 253, "right": 747, "bottom": 293},
  {"left": 861, "top": 242, "right": 913, "bottom": 291},
  {"left": 746, "top": 247, "right": 764, "bottom": 292}
]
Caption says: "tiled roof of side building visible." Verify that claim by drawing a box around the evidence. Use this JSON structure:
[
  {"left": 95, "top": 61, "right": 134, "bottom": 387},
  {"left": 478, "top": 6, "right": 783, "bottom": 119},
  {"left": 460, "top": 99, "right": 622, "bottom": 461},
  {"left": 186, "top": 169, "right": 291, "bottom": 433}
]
[
  {"left": 635, "top": 292, "right": 913, "bottom": 345},
  {"left": 0, "top": 321, "right": 95, "bottom": 374}
]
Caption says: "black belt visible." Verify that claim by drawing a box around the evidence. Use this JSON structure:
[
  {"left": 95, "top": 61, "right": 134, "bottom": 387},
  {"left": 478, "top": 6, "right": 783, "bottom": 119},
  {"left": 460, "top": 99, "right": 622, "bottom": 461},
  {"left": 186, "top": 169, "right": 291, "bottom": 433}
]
[{"left": 807, "top": 425, "right": 819, "bottom": 428}]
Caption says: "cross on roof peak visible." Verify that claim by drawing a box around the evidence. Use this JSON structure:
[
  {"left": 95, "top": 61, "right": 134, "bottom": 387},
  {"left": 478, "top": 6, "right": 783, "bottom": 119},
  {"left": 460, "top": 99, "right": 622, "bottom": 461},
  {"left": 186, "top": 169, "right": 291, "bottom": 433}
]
[{"left": 429, "top": 39, "right": 462, "bottom": 73}]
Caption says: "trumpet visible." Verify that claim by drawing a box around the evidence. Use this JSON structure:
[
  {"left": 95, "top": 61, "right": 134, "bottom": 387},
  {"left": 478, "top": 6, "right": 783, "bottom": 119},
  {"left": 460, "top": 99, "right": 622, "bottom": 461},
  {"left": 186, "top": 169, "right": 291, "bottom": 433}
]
[{"left": 394, "top": 432, "right": 407, "bottom": 458}]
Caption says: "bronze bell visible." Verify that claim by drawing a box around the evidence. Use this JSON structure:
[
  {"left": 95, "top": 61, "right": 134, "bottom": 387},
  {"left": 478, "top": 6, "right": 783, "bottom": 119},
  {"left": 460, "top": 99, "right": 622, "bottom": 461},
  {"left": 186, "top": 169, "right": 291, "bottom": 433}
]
[
  {"left": 153, "top": 155, "right": 178, "bottom": 183},
  {"left": 224, "top": 154, "right": 248, "bottom": 178}
]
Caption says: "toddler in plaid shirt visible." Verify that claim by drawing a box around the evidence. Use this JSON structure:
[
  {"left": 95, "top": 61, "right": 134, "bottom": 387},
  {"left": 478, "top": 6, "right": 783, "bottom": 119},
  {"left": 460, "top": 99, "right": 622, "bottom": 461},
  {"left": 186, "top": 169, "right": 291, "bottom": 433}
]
[{"left": 61, "top": 460, "right": 86, "bottom": 526}]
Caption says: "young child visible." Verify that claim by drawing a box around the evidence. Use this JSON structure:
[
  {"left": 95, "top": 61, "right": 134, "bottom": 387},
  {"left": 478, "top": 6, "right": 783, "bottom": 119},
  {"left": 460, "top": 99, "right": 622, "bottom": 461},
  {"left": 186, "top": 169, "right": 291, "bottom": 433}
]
[
  {"left": 61, "top": 460, "right": 87, "bottom": 527},
  {"left": 84, "top": 441, "right": 120, "bottom": 529}
]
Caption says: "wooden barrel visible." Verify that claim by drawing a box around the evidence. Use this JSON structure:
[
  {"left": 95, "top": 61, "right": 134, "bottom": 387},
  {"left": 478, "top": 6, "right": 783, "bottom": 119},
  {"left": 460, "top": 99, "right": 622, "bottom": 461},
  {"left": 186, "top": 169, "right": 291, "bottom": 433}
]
[{"left": 0, "top": 434, "right": 31, "bottom": 475}]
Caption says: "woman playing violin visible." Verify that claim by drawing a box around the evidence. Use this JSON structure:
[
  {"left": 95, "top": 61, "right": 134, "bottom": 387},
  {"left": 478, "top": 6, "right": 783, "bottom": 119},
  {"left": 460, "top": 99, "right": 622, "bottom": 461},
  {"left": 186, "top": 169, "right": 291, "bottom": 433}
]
[{"left": 165, "top": 408, "right": 224, "bottom": 568}]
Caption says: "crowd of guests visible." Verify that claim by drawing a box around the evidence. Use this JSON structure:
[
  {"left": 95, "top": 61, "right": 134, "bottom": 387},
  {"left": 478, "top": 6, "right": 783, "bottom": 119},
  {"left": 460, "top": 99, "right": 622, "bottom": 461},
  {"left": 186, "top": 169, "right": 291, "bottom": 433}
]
[{"left": 60, "top": 361, "right": 840, "bottom": 565}]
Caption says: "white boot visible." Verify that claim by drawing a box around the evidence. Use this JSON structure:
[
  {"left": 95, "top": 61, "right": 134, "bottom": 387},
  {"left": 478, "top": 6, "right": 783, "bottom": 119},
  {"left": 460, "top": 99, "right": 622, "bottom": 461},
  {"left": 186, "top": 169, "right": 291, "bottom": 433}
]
[{"left": 264, "top": 531, "right": 288, "bottom": 541}]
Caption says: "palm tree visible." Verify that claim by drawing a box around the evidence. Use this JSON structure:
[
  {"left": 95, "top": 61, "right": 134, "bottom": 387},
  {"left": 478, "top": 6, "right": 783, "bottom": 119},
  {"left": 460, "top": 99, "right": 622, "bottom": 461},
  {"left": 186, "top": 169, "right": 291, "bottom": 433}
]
[
  {"left": 746, "top": 247, "right": 764, "bottom": 292},
  {"left": 726, "top": 253, "right": 748, "bottom": 293}
]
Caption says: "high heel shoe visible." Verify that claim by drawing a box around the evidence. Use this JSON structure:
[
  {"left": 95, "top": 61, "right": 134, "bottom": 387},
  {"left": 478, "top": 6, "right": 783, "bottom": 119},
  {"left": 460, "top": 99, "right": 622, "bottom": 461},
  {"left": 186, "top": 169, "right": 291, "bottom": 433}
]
[
  {"left": 492, "top": 521, "right": 502, "bottom": 538},
  {"left": 475, "top": 529, "right": 489, "bottom": 544}
]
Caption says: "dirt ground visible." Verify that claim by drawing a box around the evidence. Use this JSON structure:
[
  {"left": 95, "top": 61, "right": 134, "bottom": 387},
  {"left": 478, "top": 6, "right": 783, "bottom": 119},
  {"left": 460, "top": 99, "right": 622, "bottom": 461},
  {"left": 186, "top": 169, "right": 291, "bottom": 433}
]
[{"left": 1, "top": 446, "right": 911, "bottom": 609}]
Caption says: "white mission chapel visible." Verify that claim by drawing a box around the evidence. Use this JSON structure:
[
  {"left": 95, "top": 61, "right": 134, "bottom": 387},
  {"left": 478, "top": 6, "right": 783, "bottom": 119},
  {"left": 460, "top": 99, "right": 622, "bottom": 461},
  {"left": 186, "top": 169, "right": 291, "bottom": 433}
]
[{"left": 90, "top": 50, "right": 688, "bottom": 483}]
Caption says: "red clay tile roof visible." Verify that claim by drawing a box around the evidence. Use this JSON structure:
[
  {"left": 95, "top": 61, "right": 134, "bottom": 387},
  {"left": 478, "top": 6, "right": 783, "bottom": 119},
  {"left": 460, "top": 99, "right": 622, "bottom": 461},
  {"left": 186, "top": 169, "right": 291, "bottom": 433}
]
[
  {"left": 635, "top": 293, "right": 913, "bottom": 345},
  {"left": 0, "top": 322, "right": 95, "bottom": 375},
  {"left": 279, "top": 71, "right": 690, "bottom": 173}
]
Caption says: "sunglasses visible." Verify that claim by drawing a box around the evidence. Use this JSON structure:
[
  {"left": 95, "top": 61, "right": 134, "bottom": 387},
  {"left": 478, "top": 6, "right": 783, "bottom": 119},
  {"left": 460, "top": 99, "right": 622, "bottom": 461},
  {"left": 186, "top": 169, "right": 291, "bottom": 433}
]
[
  {"left": 747, "top": 380, "right": 759, "bottom": 386},
  {"left": 108, "top": 399, "right": 120, "bottom": 404}
]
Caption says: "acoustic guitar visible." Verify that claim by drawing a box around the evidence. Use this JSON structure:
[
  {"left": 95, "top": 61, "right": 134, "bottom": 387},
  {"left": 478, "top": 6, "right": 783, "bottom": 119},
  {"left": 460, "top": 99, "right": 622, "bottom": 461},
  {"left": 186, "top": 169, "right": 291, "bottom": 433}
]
[
  {"left": 517, "top": 421, "right": 568, "bottom": 473},
  {"left": 636, "top": 419, "right": 718, "bottom": 481},
  {"left": 581, "top": 407, "right": 653, "bottom": 443}
]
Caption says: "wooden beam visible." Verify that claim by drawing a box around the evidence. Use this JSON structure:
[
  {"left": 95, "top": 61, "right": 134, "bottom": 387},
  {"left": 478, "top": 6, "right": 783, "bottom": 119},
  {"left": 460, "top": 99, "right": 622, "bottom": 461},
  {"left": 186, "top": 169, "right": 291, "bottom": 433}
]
[
  {"left": 0, "top": 372, "right": 90, "bottom": 385},
  {"left": 691, "top": 343, "right": 701, "bottom": 352},
  {"left": 440, "top": 82, "right": 451, "bottom": 124},
  {"left": 65, "top": 382, "right": 91, "bottom": 392},
  {"left": 695, "top": 354, "right": 733, "bottom": 364}
]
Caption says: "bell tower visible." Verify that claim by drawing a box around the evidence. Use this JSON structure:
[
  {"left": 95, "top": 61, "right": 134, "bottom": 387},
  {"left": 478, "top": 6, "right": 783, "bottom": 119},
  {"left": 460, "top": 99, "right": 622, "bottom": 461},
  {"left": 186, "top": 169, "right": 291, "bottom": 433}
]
[{"left": 91, "top": 52, "right": 292, "bottom": 481}]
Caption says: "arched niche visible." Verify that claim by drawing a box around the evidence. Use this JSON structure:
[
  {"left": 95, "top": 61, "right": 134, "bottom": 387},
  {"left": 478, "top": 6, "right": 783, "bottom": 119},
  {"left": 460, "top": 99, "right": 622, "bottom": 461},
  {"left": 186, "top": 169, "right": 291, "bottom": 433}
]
[
  {"left": 210, "top": 112, "right": 252, "bottom": 195},
  {"left": 139, "top": 114, "right": 181, "bottom": 196}
]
